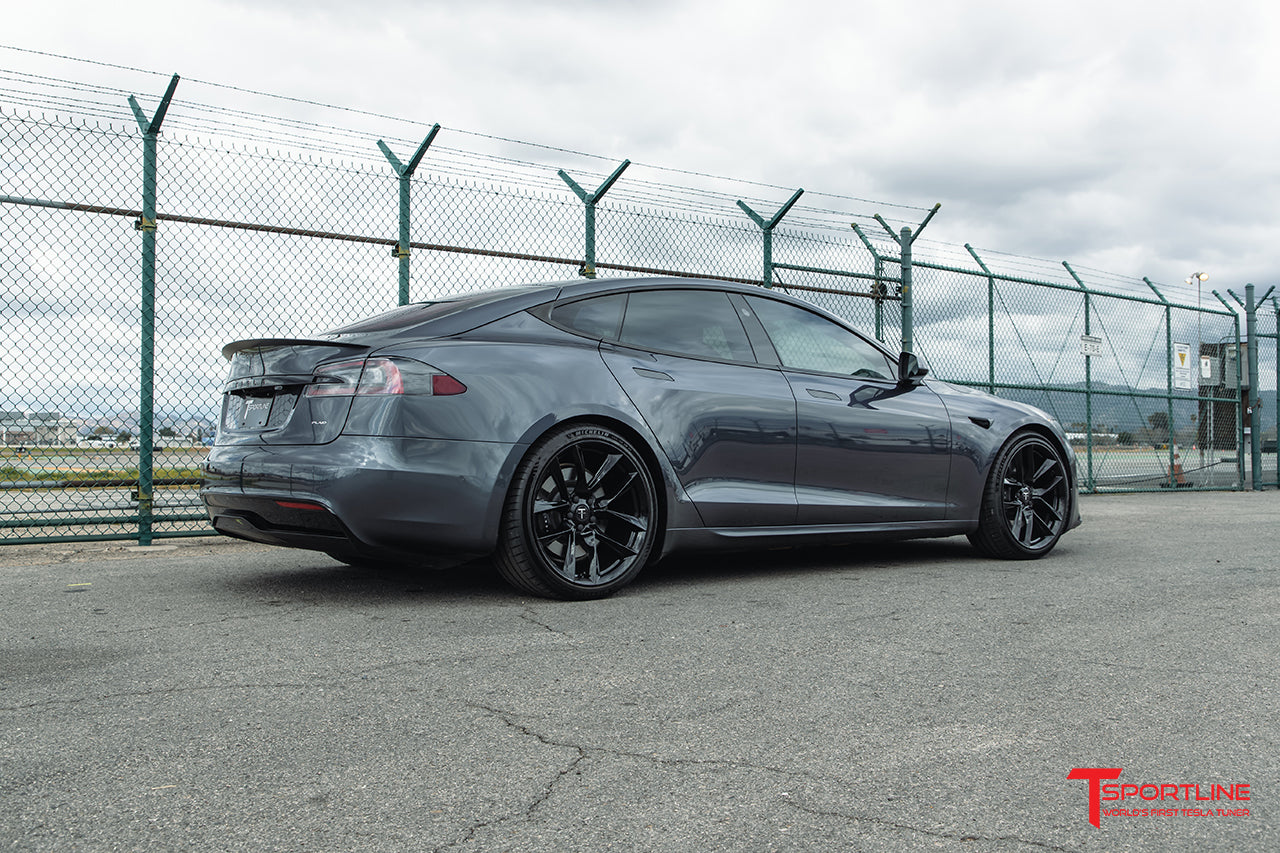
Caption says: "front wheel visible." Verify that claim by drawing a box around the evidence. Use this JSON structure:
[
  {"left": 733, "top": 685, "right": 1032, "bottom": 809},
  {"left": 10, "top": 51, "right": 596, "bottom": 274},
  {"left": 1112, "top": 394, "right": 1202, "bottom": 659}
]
[
  {"left": 969, "top": 432, "right": 1071, "bottom": 559},
  {"left": 495, "top": 424, "right": 659, "bottom": 599}
]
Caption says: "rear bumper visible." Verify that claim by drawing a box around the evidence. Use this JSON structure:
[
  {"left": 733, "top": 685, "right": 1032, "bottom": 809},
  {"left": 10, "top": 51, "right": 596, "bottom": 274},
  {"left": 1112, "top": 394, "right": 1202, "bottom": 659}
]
[{"left": 200, "top": 436, "right": 522, "bottom": 558}]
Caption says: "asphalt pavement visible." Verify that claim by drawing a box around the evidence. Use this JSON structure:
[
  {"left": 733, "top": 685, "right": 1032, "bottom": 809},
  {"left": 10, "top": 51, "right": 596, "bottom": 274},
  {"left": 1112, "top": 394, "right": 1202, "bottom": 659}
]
[{"left": 1, "top": 491, "right": 1277, "bottom": 852}]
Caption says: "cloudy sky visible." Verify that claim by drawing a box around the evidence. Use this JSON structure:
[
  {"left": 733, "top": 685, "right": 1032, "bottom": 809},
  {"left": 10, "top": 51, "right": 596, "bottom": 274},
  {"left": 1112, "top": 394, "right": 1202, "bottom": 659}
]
[{"left": 5, "top": 0, "right": 1280, "bottom": 304}]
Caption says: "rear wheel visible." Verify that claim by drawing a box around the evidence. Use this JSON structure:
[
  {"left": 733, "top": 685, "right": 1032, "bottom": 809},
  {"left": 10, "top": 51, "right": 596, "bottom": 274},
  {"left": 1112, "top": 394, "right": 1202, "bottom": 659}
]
[
  {"left": 495, "top": 424, "right": 659, "bottom": 599},
  {"left": 969, "top": 432, "right": 1071, "bottom": 559}
]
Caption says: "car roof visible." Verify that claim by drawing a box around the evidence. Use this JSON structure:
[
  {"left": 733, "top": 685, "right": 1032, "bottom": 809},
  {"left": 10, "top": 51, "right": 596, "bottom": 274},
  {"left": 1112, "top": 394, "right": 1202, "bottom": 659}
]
[{"left": 320, "top": 276, "right": 871, "bottom": 346}]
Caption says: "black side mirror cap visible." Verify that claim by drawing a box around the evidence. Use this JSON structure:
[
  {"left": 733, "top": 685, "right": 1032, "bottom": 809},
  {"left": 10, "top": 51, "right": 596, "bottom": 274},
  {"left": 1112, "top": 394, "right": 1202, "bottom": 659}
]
[{"left": 898, "top": 351, "right": 929, "bottom": 385}]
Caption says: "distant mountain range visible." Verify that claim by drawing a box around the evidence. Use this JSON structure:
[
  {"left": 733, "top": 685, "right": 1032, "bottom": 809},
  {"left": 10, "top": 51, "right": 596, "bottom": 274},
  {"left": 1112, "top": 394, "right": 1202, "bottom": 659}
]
[{"left": 950, "top": 379, "right": 1279, "bottom": 439}]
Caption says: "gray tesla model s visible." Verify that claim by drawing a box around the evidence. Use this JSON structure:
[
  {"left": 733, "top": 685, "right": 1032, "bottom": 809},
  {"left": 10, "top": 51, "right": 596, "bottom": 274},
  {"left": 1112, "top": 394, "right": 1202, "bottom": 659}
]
[{"left": 201, "top": 277, "right": 1081, "bottom": 599}]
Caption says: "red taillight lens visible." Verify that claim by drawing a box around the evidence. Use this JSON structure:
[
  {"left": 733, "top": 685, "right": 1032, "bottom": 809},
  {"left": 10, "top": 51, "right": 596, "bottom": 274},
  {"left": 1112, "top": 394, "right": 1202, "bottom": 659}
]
[{"left": 431, "top": 373, "right": 467, "bottom": 396}]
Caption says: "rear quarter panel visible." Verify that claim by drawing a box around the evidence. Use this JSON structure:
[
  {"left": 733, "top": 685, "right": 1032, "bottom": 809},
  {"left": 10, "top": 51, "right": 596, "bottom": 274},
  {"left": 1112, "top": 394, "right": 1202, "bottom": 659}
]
[{"left": 347, "top": 313, "right": 704, "bottom": 542}]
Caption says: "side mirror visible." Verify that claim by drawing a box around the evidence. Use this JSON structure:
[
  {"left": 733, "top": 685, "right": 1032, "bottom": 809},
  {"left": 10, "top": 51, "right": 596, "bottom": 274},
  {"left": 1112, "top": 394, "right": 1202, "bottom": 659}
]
[{"left": 898, "top": 351, "right": 929, "bottom": 385}]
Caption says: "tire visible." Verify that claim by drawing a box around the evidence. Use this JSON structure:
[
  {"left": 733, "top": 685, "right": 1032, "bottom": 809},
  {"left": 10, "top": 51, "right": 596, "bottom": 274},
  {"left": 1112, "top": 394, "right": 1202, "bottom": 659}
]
[
  {"left": 495, "top": 423, "right": 659, "bottom": 599},
  {"left": 968, "top": 431, "right": 1071, "bottom": 559}
]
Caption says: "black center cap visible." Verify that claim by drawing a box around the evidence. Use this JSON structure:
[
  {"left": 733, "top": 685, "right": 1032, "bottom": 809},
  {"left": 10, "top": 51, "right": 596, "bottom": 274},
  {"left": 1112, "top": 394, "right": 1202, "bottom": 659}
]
[{"left": 572, "top": 503, "right": 592, "bottom": 525}]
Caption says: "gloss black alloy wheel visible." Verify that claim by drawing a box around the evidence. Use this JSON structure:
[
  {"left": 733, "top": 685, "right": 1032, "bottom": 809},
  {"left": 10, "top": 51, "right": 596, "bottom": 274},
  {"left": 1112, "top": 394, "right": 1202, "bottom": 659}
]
[
  {"left": 969, "top": 432, "right": 1071, "bottom": 559},
  {"left": 496, "top": 424, "right": 658, "bottom": 599}
]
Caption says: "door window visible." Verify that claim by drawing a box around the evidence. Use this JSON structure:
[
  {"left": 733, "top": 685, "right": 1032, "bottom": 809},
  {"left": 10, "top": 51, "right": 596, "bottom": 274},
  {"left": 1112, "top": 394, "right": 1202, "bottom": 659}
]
[
  {"left": 619, "top": 290, "right": 756, "bottom": 363},
  {"left": 746, "top": 296, "right": 894, "bottom": 379}
]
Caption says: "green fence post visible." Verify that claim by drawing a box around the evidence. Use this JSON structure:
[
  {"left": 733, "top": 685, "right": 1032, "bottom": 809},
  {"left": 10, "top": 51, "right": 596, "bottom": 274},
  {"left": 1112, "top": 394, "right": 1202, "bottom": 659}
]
[
  {"left": 899, "top": 228, "right": 914, "bottom": 354},
  {"left": 737, "top": 188, "right": 804, "bottom": 287},
  {"left": 559, "top": 159, "right": 630, "bottom": 279},
  {"left": 1245, "top": 283, "right": 1267, "bottom": 489},
  {"left": 967, "top": 245, "right": 997, "bottom": 394},
  {"left": 851, "top": 224, "right": 887, "bottom": 341},
  {"left": 1144, "top": 278, "right": 1177, "bottom": 487},
  {"left": 378, "top": 125, "right": 441, "bottom": 306},
  {"left": 1064, "top": 262, "right": 1094, "bottom": 491},
  {"left": 127, "top": 73, "right": 179, "bottom": 547},
  {"left": 875, "top": 204, "right": 940, "bottom": 355},
  {"left": 1212, "top": 290, "right": 1245, "bottom": 489}
]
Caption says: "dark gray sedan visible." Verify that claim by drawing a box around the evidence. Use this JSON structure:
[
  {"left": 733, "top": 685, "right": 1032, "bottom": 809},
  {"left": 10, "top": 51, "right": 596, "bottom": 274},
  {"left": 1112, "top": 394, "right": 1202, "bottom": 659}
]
[{"left": 201, "top": 277, "right": 1080, "bottom": 599}]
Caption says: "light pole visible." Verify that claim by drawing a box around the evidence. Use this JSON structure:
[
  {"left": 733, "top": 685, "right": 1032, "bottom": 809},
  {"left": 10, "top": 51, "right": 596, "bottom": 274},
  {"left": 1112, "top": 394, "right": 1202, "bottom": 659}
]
[{"left": 1186, "top": 271, "right": 1209, "bottom": 466}]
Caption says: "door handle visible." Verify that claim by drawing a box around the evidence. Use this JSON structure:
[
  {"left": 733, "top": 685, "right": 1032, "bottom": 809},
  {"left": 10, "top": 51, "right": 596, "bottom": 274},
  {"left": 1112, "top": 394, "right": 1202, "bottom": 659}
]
[{"left": 633, "top": 367, "right": 674, "bottom": 382}]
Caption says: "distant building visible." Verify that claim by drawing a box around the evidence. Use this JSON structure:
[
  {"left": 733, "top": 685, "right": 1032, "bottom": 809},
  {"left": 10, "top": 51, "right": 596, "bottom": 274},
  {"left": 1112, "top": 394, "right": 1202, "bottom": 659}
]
[{"left": 0, "top": 411, "right": 78, "bottom": 446}]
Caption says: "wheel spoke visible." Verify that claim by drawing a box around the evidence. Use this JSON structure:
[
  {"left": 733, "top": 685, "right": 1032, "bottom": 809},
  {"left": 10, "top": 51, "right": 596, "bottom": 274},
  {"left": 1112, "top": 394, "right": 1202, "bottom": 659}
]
[
  {"left": 571, "top": 445, "right": 589, "bottom": 493},
  {"left": 1032, "top": 496, "right": 1064, "bottom": 522},
  {"left": 533, "top": 498, "right": 568, "bottom": 516},
  {"left": 1031, "top": 456, "right": 1058, "bottom": 484},
  {"left": 596, "top": 471, "right": 638, "bottom": 509},
  {"left": 596, "top": 529, "right": 640, "bottom": 558},
  {"left": 598, "top": 507, "right": 649, "bottom": 533},
  {"left": 548, "top": 462, "right": 572, "bottom": 503},
  {"left": 586, "top": 452, "right": 623, "bottom": 492},
  {"left": 559, "top": 528, "right": 578, "bottom": 576},
  {"left": 1010, "top": 510, "right": 1027, "bottom": 543},
  {"left": 535, "top": 525, "right": 570, "bottom": 545},
  {"left": 1032, "top": 475, "right": 1064, "bottom": 498}
]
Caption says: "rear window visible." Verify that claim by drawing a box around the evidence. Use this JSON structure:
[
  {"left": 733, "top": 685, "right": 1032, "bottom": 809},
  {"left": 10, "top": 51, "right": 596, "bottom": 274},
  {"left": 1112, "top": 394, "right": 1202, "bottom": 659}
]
[{"left": 324, "top": 286, "right": 546, "bottom": 334}]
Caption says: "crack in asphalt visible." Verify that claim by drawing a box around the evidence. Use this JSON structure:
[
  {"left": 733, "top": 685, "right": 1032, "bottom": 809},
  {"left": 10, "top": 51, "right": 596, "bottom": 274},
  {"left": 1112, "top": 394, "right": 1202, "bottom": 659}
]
[
  {"left": 517, "top": 608, "right": 569, "bottom": 636},
  {"left": 433, "top": 703, "right": 586, "bottom": 853},
  {"left": 448, "top": 703, "right": 1081, "bottom": 853}
]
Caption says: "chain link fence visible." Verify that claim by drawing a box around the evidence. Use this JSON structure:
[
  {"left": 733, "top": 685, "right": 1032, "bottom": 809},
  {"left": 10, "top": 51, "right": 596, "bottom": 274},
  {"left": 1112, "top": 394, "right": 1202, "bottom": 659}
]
[{"left": 2, "top": 71, "right": 1277, "bottom": 545}]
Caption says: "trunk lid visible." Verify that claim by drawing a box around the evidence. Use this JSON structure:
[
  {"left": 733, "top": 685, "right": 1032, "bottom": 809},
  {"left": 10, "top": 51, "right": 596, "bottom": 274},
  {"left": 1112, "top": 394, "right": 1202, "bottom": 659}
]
[{"left": 217, "top": 339, "right": 368, "bottom": 445}]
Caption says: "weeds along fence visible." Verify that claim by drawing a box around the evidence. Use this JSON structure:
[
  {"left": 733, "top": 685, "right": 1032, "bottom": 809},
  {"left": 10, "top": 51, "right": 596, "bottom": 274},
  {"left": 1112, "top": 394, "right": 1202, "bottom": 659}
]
[{"left": 1, "top": 71, "right": 1278, "bottom": 545}]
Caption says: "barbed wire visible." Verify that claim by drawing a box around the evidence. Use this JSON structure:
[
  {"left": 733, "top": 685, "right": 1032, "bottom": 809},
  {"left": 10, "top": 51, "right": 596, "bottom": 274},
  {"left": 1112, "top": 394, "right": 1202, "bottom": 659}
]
[{"left": 0, "top": 44, "right": 1227, "bottom": 306}]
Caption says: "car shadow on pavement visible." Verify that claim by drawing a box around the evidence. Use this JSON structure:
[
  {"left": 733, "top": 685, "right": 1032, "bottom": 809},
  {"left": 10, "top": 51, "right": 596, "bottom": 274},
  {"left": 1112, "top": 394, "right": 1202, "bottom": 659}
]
[
  {"left": 218, "top": 535, "right": 990, "bottom": 602},
  {"left": 639, "top": 535, "right": 982, "bottom": 590},
  {"left": 219, "top": 553, "right": 515, "bottom": 604}
]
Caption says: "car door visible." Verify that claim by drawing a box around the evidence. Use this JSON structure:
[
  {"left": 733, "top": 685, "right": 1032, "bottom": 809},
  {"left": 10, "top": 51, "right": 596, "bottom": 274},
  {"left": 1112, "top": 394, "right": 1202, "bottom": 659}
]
[
  {"left": 744, "top": 294, "right": 953, "bottom": 525},
  {"left": 553, "top": 288, "right": 798, "bottom": 527}
]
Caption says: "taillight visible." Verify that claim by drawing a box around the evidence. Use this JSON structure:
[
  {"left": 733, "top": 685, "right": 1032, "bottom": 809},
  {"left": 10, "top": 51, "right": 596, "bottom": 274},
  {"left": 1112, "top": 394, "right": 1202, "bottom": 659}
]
[
  {"left": 305, "top": 358, "right": 367, "bottom": 397},
  {"left": 355, "top": 358, "right": 405, "bottom": 395},
  {"left": 305, "top": 357, "right": 465, "bottom": 397}
]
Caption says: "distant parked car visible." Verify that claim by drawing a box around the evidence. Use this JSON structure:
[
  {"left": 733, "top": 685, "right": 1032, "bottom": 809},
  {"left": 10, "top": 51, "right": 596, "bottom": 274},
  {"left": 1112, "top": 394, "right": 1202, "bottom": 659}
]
[{"left": 201, "top": 277, "right": 1081, "bottom": 599}]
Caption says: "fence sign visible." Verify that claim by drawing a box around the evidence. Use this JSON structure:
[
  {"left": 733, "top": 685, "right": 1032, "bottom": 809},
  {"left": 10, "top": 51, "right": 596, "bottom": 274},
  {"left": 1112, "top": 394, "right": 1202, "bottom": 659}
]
[
  {"left": 1080, "top": 335, "right": 1104, "bottom": 357},
  {"left": 1173, "top": 343, "right": 1193, "bottom": 390}
]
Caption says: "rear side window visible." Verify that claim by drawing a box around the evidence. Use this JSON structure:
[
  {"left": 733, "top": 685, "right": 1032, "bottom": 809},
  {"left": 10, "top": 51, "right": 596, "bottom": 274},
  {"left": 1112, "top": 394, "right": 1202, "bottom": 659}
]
[
  {"left": 620, "top": 290, "right": 755, "bottom": 362},
  {"left": 549, "top": 294, "right": 626, "bottom": 339}
]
